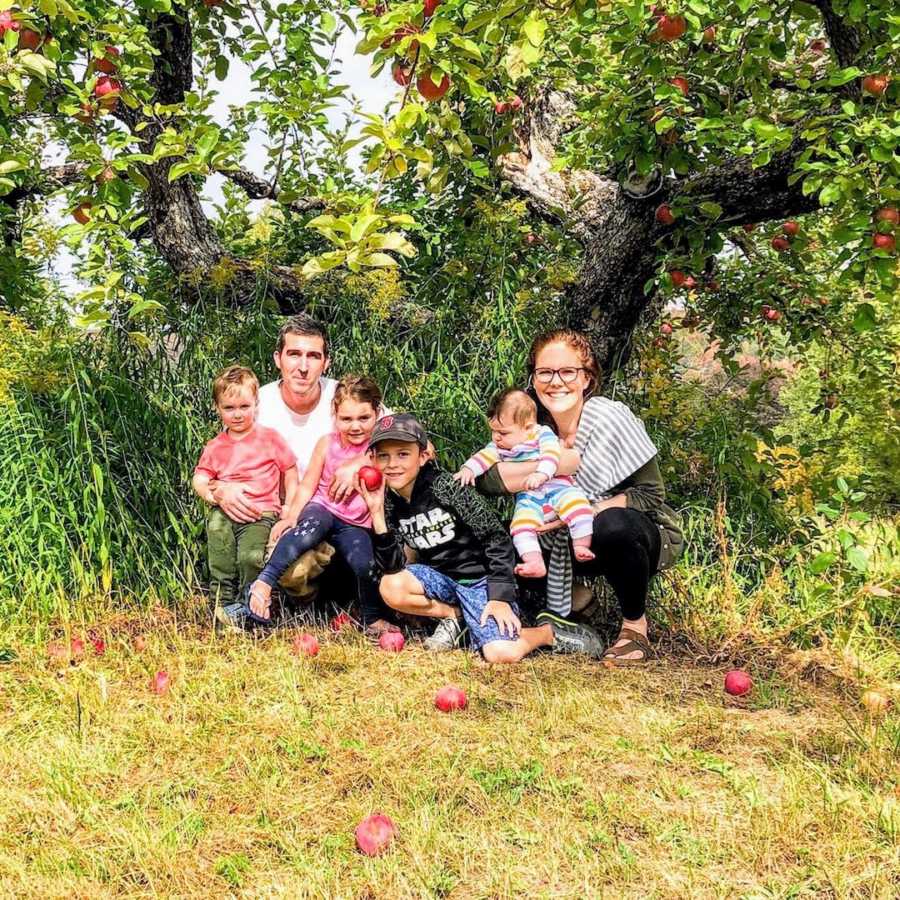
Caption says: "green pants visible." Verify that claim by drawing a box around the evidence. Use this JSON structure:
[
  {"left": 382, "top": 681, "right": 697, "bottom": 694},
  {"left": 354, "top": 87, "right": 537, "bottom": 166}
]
[{"left": 206, "top": 507, "right": 278, "bottom": 606}]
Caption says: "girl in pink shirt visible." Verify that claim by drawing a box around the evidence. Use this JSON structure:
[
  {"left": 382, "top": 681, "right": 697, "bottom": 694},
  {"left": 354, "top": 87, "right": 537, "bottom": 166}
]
[{"left": 247, "top": 375, "right": 397, "bottom": 635}]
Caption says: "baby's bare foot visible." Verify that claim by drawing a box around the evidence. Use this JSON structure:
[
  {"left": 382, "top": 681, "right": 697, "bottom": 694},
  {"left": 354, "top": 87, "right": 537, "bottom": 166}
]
[
  {"left": 573, "top": 546, "right": 595, "bottom": 563},
  {"left": 515, "top": 558, "right": 547, "bottom": 578}
]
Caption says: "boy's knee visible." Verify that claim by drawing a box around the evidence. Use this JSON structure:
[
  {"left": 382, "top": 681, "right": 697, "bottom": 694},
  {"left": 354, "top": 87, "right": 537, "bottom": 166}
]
[{"left": 482, "top": 641, "right": 523, "bottom": 664}]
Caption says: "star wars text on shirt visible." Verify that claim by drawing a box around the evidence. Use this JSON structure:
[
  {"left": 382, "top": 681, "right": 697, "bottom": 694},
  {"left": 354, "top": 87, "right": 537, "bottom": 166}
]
[{"left": 398, "top": 507, "right": 456, "bottom": 549}]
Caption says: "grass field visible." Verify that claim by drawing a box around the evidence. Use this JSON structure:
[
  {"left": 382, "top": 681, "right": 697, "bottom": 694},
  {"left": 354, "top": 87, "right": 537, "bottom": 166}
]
[{"left": 1, "top": 610, "right": 897, "bottom": 899}]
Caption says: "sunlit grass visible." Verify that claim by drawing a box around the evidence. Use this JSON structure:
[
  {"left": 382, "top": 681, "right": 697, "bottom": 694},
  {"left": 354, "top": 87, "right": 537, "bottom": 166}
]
[{"left": 1, "top": 614, "right": 897, "bottom": 897}]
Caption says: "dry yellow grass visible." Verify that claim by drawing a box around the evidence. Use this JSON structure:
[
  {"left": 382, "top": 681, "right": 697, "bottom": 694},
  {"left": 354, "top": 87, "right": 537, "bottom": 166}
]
[{"left": 0, "top": 616, "right": 897, "bottom": 899}]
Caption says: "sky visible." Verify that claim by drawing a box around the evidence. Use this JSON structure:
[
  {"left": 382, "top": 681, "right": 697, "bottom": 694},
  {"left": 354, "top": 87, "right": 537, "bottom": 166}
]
[{"left": 49, "top": 17, "right": 396, "bottom": 287}]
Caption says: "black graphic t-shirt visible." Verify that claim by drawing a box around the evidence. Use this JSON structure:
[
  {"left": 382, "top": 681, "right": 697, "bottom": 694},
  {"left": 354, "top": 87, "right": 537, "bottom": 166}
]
[{"left": 372, "top": 462, "right": 518, "bottom": 603}]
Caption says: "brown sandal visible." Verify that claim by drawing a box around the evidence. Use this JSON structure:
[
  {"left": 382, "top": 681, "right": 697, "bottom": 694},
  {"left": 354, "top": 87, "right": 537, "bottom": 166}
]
[{"left": 602, "top": 627, "right": 652, "bottom": 667}]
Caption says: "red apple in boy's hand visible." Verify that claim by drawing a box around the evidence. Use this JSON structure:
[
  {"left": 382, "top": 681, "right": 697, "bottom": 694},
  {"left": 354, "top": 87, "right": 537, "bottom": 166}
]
[
  {"left": 358, "top": 466, "right": 383, "bottom": 491},
  {"left": 378, "top": 631, "right": 405, "bottom": 652},
  {"left": 292, "top": 633, "right": 320, "bottom": 657},
  {"left": 724, "top": 670, "right": 752, "bottom": 696},
  {"left": 151, "top": 670, "right": 170, "bottom": 695},
  {"left": 434, "top": 685, "right": 468, "bottom": 711},
  {"left": 355, "top": 813, "right": 396, "bottom": 856},
  {"left": 330, "top": 612, "right": 353, "bottom": 632}
]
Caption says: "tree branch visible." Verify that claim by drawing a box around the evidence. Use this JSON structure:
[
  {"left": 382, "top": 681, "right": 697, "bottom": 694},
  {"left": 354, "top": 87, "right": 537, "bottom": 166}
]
[
  {"left": 809, "top": 0, "right": 864, "bottom": 69},
  {"left": 217, "top": 166, "right": 325, "bottom": 214}
]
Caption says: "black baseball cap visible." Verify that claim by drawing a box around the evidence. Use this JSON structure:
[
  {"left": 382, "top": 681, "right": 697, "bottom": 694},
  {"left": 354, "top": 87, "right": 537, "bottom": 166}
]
[{"left": 368, "top": 413, "right": 428, "bottom": 450}]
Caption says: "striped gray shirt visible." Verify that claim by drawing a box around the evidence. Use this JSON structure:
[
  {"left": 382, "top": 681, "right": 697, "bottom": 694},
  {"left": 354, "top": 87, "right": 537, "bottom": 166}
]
[{"left": 542, "top": 396, "right": 657, "bottom": 615}]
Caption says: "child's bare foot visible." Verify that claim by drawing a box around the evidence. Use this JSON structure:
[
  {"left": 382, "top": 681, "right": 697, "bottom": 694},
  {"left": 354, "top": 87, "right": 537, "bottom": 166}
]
[
  {"left": 248, "top": 581, "right": 272, "bottom": 620},
  {"left": 515, "top": 554, "right": 547, "bottom": 578},
  {"left": 573, "top": 545, "right": 595, "bottom": 563}
]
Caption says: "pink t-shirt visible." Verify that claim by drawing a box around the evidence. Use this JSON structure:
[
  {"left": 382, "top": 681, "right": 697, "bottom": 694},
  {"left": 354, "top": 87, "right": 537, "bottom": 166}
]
[
  {"left": 312, "top": 432, "right": 372, "bottom": 528},
  {"left": 195, "top": 425, "right": 296, "bottom": 513}
]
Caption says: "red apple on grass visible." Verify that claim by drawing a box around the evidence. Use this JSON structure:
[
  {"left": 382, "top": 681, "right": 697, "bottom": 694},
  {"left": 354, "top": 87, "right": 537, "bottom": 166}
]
[
  {"left": 0, "top": 11, "right": 20, "bottom": 35},
  {"left": 862, "top": 74, "right": 889, "bottom": 97},
  {"left": 724, "top": 670, "right": 752, "bottom": 696},
  {"left": 151, "top": 670, "right": 170, "bottom": 695},
  {"left": 355, "top": 813, "right": 396, "bottom": 856},
  {"left": 872, "top": 233, "right": 895, "bottom": 252},
  {"left": 417, "top": 70, "right": 450, "bottom": 102},
  {"left": 358, "top": 466, "right": 383, "bottom": 491},
  {"left": 874, "top": 206, "right": 899, "bottom": 226},
  {"left": 292, "top": 633, "right": 320, "bottom": 657},
  {"left": 94, "top": 46, "right": 120, "bottom": 75},
  {"left": 378, "top": 631, "right": 405, "bottom": 652},
  {"left": 434, "top": 685, "right": 467, "bottom": 712},
  {"left": 670, "top": 76, "right": 689, "bottom": 97},
  {"left": 330, "top": 611, "right": 353, "bottom": 632},
  {"left": 655, "top": 203, "right": 675, "bottom": 225},
  {"left": 782, "top": 220, "right": 800, "bottom": 236},
  {"left": 660, "top": 322, "right": 673, "bottom": 336},
  {"left": 771, "top": 236, "right": 790, "bottom": 252},
  {"left": 91, "top": 637, "right": 106, "bottom": 656},
  {"left": 656, "top": 15, "right": 686, "bottom": 43}
]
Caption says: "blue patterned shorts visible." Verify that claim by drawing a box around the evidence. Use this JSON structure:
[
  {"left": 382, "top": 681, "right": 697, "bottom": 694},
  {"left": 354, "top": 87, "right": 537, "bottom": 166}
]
[{"left": 406, "top": 564, "right": 520, "bottom": 651}]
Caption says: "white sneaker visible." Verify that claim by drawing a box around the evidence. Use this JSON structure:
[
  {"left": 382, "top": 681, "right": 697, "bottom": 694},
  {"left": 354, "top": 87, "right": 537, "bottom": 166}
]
[{"left": 423, "top": 616, "right": 466, "bottom": 651}]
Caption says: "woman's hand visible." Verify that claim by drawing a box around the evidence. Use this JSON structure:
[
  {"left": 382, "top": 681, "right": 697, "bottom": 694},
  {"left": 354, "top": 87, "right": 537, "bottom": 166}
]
[
  {"left": 481, "top": 600, "right": 521, "bottom": 638},
  {"left": 535, "top": 518, "right": 566, "bottom": 534}
]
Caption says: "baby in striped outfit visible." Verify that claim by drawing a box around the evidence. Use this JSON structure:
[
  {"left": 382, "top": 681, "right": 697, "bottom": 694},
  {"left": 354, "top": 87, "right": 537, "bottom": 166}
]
[{"left": 456, "top": 388, "right": 595, "bottom": 578}]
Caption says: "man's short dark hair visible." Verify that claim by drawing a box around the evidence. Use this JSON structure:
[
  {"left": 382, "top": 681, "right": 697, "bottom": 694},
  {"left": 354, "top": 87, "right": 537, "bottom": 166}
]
[{"left": 276, "top": 313, "right": 329, "bottom": 357}]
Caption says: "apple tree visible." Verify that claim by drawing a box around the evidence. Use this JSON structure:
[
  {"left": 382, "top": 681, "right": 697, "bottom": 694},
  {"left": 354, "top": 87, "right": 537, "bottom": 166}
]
[{"left": 0, "top": 0, "right": 897, "bottom": 369}]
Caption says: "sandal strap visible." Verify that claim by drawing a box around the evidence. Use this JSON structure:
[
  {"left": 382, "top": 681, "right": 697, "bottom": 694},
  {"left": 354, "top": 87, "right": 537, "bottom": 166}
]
[
  {"left": 618, "top": 627, "right": 650, "bottom": 650},
  {"left": 603, "top": 640, "right": 648, "bottom": 660}
]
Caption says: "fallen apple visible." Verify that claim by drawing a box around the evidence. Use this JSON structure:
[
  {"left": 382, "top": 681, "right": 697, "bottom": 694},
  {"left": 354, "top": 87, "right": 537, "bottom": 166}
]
[
  {"left": 724, "top": 669, "right": 752, "bottom": 696},
  {"left": 434, "top": 685, "right": 468, "bottom": 712},
  {"left": 782, "top": 221, "right": 800, "bottom": 237},
  {"left": 417, "top": 70, "right": 450, "bottom": 102},
  {"left": 358, "top": 466, "right": 383, "bottom": 491},
  {"left": 151, "top": 670, "right": 170, "bottom": 695},
  {"left": 70, "top": 636, "right": 85, "bottom": 659},
  {"left": 872, "top": 233, "right": 896, "bottom": 252},
  {"left": 655, "top": 203, "right": 675, "bottom": 226},
  {"left": 330, "top": 611, "right": 353, "bottom": 632},
  {"left": 91, "top": 637, "right": 106, "bottom": 656},
  {"left": 860, "top": 689, "right": 889, "bottom": 716},
  {"left": 355, "top": 813, "right": 396, "bottom": 856},
  {"left": 292, "top": 632, "right": 320, "bottom": 657},
  {"left": 378, "top": 631, "right": 405, "bottom": 652}
]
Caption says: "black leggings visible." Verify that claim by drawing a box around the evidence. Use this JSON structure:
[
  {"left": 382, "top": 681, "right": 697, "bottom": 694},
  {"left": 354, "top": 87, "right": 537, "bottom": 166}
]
[{"left": 573, "top": 507, "right": 661, "bottom": 621}]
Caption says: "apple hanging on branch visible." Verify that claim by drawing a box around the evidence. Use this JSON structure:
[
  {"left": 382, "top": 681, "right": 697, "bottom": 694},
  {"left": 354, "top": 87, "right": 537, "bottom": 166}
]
[
  {"left": 861, "top": 74, "right": 889, "bottom": 97},
  {"left": 417, "top": 69, "right": 450, "bottom": 102},
  {"left": 94, "top": 46, "right": 120, "bottom": 75}
]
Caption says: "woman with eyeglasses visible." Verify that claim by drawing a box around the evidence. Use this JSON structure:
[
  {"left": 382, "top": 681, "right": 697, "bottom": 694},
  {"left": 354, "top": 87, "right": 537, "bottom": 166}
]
[{"left": 476, "top": 328, "right": 684, "bottom": 665}]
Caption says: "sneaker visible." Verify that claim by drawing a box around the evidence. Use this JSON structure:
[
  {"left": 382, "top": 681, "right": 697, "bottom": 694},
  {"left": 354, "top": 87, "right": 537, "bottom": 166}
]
[
  {"left": 215, "top": 602, "right": 251, "bottom": 634},
  {"left": 536, "top": 610, "right": 604, "bottom": 658},
  {"left": 423, "top": 616, "right": 466, "bottom": 651}
]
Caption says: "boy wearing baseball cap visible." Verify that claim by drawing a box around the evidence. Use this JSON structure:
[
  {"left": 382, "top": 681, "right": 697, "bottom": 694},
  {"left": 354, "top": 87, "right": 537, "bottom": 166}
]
[{"left": 358, "top": 414, "right": 604, "bottom": 661}]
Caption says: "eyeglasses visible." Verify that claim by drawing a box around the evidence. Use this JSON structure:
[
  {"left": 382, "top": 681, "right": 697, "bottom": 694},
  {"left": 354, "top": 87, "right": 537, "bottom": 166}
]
[{"left": 532, "top": 367, "right": 587, "bottom": 385}]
